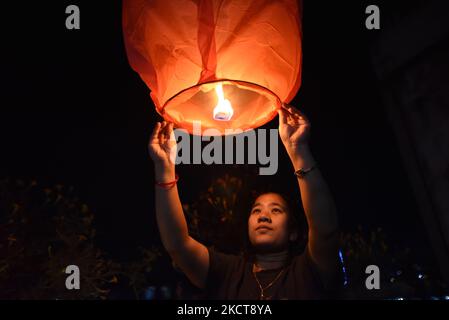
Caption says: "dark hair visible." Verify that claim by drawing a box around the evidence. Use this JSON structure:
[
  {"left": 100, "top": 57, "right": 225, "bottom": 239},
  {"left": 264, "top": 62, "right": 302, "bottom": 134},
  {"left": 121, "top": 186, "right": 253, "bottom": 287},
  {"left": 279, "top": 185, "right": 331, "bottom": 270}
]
[{"left": 241, "top": 191, "right": 308, "bottom": 258}]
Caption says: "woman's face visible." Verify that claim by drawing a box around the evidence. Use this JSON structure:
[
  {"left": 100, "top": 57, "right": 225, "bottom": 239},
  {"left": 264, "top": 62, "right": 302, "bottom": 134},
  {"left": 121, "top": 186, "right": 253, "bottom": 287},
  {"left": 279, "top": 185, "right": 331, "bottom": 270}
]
[{"left": 248, "top": 193, "right": 291, "bottom": 253}]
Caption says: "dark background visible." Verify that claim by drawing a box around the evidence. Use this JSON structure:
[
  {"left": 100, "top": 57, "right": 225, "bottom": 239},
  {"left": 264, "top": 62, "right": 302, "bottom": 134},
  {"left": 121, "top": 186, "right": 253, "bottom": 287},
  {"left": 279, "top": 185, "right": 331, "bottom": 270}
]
[{"left": 1, "top": 0, "right": 446, "bottom": 291}]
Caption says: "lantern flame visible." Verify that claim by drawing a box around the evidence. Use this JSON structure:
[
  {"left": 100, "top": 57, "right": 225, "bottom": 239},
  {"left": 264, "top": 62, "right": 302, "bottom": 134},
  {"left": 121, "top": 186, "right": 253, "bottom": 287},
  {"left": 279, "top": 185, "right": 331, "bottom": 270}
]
[{"left": 213, "top": 84, "right": 234, "bottom": 121}]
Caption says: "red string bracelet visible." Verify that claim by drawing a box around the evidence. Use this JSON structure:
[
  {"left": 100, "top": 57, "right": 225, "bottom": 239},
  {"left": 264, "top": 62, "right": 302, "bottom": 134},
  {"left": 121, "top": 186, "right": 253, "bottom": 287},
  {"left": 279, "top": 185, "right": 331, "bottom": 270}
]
[{"left": 155, "top": 174, "right": 179, "bottom": 190}]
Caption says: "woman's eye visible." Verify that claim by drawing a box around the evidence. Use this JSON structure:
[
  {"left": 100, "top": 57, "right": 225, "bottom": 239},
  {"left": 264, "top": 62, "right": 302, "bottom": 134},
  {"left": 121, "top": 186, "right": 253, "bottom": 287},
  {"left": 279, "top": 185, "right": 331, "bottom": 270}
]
[
  {"left": 252, "top": 209, "right": 260, "bottom": 214},
  {"left": 272, "top": 208, "right": 281, "bottom": 213}
]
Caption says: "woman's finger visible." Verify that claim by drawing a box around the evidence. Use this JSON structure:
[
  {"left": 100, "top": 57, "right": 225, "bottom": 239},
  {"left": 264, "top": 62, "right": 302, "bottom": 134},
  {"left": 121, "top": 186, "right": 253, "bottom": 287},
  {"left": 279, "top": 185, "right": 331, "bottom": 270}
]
[
  {"left": 150, "top": 122, "right": 161, "bottom": 140},
  {"left": 167, "top": 122, "right": 174, "bottom": 136},
  {"left": 278, "top": 108, "right": 288, "bottom": 125},
  {"left": 161, "top": 121, "right": 174, "bottom": 140},
  {"left": 161, "top": 121, "right": 167, "bottom": 131},
  {"left": 159, "top": 121, "right": 169, "bottom": 139},
  {"left": 284, "top": 104, "right": 309, "bottom": 122},
  {"left": 168, "top": 123, "right": 176, "bottom": 143},
  {"left": 164, "top": 121, "right": 172, "bottom": 135},
  {"left": 283, "top": 103, "right": 299, "bottom": 116},
  {"left": 293, "top": 115, "right": 308, "bottom": 126},
  {"left": 282, "top": 104, "right": 299, "bottom": 119}
]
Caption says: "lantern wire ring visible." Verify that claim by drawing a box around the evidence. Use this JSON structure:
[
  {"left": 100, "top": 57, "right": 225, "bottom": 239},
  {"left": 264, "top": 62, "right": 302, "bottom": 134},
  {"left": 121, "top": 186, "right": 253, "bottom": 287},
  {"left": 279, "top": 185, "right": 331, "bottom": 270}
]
[{"left": 159, "top": 78, "right": 283, "bottom": 116}]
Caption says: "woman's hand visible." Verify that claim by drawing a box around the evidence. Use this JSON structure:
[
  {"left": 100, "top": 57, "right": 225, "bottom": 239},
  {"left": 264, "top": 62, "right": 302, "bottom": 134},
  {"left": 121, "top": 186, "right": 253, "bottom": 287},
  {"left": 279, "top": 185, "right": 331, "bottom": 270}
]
[
  {"left": 278, "top": 104, "right": 313, "bottom": 169},
  {"left": 149, "top": 121, "right": 177, "bottom": 181},
  {"left": 278, "top": 103, "right": 311, "bottom": 147}
]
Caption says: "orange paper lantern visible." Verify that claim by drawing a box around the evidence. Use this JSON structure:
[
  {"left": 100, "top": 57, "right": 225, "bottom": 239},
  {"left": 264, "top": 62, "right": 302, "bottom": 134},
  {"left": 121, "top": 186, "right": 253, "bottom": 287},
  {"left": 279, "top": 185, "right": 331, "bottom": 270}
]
[{"left": 123, "top": 0, "right": 302, "bottom": 135}]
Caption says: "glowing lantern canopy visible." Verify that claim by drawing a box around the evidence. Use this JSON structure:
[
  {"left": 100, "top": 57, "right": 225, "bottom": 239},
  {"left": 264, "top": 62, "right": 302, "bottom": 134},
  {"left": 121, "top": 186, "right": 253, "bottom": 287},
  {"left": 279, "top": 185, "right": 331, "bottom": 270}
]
[{"left": 123, "top": 0, "right": 302, "bottom": 136}]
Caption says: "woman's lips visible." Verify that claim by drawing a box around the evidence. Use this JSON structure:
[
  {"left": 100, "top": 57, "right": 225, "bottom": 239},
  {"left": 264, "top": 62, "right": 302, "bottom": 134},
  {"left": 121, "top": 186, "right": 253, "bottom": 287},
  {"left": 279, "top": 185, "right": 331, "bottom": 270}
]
[{"left": 256, "top": 225, "right": 273, "bottom": 231}]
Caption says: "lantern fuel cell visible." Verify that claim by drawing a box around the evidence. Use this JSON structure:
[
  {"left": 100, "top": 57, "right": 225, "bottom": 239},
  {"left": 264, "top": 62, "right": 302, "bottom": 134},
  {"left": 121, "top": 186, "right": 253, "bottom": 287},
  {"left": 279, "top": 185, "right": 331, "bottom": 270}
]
[
  {"left": 213, "top": 84, "right": 234, "bottom": 121},
  {"left": 123, "top": 0, "right": 303, "bottom": 136}
]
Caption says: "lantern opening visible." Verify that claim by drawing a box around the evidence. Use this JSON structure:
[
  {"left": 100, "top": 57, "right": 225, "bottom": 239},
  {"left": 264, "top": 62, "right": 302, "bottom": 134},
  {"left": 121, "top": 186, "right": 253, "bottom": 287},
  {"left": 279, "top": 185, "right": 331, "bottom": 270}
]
[{"left": 161, "top": 79, "right": 282, "bottom": 136}]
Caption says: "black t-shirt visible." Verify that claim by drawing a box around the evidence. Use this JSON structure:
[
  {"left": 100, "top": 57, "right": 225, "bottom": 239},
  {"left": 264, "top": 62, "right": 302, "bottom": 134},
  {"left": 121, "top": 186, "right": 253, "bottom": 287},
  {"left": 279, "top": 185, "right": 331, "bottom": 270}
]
[{"left": 205, "top": 247, "right": 333, "bottom": 300}]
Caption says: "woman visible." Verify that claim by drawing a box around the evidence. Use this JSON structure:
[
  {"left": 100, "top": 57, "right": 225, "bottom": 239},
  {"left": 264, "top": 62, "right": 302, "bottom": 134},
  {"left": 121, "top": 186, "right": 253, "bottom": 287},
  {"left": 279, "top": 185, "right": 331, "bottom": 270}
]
[{"left": 149, "top": 104, "right": 340, "bottom": 299}]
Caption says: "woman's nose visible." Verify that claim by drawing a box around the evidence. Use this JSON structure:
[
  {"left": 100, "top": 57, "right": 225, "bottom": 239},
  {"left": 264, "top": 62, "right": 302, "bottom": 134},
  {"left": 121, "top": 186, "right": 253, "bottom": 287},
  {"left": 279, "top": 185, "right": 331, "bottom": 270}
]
[{"left": 258, "top": 215, "right": 271, "bottom": 223}]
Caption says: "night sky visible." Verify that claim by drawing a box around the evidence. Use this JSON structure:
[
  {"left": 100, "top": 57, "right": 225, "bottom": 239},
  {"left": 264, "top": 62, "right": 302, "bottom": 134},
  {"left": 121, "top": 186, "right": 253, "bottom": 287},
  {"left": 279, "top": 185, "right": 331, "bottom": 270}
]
[{"left": 0, "top": 0, "right": 437, "bottom": 270}]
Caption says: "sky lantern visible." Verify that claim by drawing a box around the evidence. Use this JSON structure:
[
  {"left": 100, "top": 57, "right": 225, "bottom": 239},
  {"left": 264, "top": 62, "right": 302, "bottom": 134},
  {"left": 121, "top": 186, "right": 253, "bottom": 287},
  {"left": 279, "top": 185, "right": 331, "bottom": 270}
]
[{"left": 123, "top": 0, "right": 302, "bottom": 136}]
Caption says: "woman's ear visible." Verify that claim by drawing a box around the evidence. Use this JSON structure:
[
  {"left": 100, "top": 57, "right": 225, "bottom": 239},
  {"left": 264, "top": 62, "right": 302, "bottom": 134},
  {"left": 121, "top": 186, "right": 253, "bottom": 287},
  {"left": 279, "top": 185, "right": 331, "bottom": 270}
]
[{"left": 289, "top": 232, "right": 298, "bottom": 242}]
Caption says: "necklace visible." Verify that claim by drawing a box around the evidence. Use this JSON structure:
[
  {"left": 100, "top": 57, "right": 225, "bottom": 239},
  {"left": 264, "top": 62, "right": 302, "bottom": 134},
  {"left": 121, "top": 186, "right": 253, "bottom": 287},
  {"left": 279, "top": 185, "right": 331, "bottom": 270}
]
[{"left": 252, "top": 265, "right": 285, "bottom": 300}]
